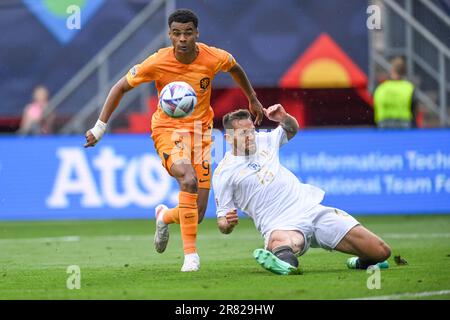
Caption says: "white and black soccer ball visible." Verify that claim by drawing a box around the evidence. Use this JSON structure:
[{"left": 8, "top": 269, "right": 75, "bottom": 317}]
[{"left": 159, "top": 81, "right": 197, "bottom": 118}]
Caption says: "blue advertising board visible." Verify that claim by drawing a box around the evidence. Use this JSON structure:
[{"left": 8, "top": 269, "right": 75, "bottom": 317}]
[
  {"left": 0, "top": 129, "right": 449, "bottom": 220},
  {"left": 283, "top": 129, "right": 450, "bottom": 214}
]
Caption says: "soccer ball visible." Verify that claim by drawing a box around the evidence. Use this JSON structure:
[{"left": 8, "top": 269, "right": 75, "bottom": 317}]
[{"left": 159, "top": 81, "right": 197, "bottom": 118}]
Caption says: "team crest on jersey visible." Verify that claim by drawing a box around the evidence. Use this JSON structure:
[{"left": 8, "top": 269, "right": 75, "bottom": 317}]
[
  {"left": 200, "top": 77, "right": 210, "bottom": 89},
  {"left": 248, "top": 162, "right": 261, "bottom": 171}
]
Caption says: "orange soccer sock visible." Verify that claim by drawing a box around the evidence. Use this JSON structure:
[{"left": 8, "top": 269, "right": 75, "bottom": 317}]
[
  {"left": 178, "top": 191, "right": 199, "bottom": 255},
  {"left": 162, "top": 207, "right": 180, "bottom": 224}
]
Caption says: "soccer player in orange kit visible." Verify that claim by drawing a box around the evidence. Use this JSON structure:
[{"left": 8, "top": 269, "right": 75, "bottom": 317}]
[{"left": 84, "top": 9, "right": 264, "bottom": 271}]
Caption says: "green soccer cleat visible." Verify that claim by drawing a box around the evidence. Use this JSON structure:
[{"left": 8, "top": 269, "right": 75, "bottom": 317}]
[
  {"left": 253, "top": 248, "right": 300, "bottom": 275},
  {"left": 346, "top": 257, "right": 389, "bottom": 269}
]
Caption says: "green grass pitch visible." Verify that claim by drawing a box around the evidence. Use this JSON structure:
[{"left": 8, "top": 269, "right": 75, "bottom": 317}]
[{"left": 0, "top": 215, "right": 449, "bottom": 299}]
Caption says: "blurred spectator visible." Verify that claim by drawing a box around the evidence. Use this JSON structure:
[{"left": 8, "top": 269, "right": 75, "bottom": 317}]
[
  {"left": 17, "top": 85, "right": 54, "bottom": 135},
  {"left": 373, "top": 57, "right": 418, "bottom": 128}
]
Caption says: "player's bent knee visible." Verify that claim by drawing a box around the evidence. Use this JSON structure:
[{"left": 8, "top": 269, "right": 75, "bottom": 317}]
[
  {"left": 268, "top": 230, "right": 304, "bottom": 255},
  {"left": 179, "top": 175, "right": 198, "bottom": 193},
  {"left": 378, "top": 242, "right": 391, "bottom": 261},
  {"left": 272, "top": 246, "right": 299, "bottom": 268},
  {"left": 267, "top": 231, "right": 290, "bottom": 251},
  {"left": 290, "top": 232, "right": 305, "bottom": 255},
  {"left": 368, "top": 241, "right": 391, "bottom": 262}
]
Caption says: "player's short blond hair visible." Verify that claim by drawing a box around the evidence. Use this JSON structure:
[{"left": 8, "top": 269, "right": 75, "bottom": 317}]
[{"left": 222, "top": 109, "right": 251, "bottom": 130}]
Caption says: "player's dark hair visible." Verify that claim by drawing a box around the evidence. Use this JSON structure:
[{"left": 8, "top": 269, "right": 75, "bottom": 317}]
[
  {"left": 168, "top": 9, "right": 198, "bottom": 28},
  {"left": 222, "top": 109, "right": 252, "bottom": 130}
]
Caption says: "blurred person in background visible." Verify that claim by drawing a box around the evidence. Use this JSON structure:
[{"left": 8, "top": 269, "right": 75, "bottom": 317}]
[
  {"left": 373, "top": 56, "right": 418, "bottom": 129},
  {"left": 17, "top": 85, "right": 54, "bottom": 135}
]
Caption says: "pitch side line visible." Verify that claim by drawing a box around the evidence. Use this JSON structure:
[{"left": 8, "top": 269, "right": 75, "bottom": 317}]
[
  {"left": 1, "top": 232, "right": 450, "bottom": 243},
  {"left": 382, "top": 233, "right": 450, "bottom": 239},
  {"left": 351, "top": 289, "right": 450, "bottom": 300}
]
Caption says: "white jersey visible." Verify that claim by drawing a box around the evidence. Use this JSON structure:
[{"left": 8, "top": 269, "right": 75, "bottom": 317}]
[{"left": 212, "top": 126, "right": 325, "bottom": 238}]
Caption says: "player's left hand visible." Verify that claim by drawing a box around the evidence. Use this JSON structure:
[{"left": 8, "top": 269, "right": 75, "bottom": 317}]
[
  {"left": 263, "top": 104, "right": 287, "bottom": 123},
  {"left": 225, "top": 209, "right": 239, "bottom": 227},
  {"left": 249, "top": 98, "right": 264, "bottom": 126}
]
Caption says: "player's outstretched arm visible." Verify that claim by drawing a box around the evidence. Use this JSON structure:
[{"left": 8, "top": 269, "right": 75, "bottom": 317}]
[
  {"left": 228, "top": 63, "right": 264, "bottom": 126},
  {"left": 263, "top": 104, "right": 299, "bottom": 141},
  {"left": 84, "top": 76, "right": 133, "bottom": 148},
  {"left": 217, "top": 210, "right": 239, "bottom": 234}
]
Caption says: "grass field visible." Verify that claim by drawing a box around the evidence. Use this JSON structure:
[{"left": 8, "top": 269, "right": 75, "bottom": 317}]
[{"left": 0, "top": 215, "right": 449, "bottom": 300}]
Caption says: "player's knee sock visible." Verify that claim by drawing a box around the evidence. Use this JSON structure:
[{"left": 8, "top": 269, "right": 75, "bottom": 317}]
[
  {"left": 163, "top": 207, "right": 180, "bottom": 224},
  {"left": 272, "top": 246, "right": 299, "bottom": 268},
  {"left": 179, "top": 191, "right": 198, "bottom": 255}
]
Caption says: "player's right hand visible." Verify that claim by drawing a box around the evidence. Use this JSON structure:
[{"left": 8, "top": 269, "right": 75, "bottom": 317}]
[
  {"left": 225, "top": 209, "right": 239, "bottom": 227},
  {"left": 249, "top": 98, "right": 264, "bottom": 126},
  {"left": 84, "top": 119, "right": 107, "bottom": 148},
  {"left": 84, "top": 130, "right": 98, "bottom": 148}
]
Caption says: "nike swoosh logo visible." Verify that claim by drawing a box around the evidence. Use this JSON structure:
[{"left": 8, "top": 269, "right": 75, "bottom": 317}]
[{"left": 199, "top": 179, "right": 209, "bottom": 183}]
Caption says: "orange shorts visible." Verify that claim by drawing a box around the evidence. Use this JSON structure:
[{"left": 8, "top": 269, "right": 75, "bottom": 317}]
[{"left": 151, "top": 125, "right": 213, "bottom": 189}]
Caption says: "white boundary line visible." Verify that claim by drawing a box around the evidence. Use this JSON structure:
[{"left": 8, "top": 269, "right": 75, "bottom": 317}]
[
  {"left": 382, "top": 233, "right": 450, "bottom": 239},
  {"left": 1, "top": 232, "right": 450, "bottom": 243},
  {"left": 351, "top": 290, "right": 450, "bottom": 300}
]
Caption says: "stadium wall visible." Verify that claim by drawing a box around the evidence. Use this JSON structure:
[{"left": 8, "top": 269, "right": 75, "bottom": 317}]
[
  {"left": 1, "top": 129, "right": 449, "bottom": 220},
  {"left": 1, "top": 0, "right": 368, "bottom": 117}
]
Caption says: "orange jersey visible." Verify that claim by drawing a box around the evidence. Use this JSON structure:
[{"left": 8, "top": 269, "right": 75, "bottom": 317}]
[{"left": 126, "top": 42, "right": 236, "bottom": 131}]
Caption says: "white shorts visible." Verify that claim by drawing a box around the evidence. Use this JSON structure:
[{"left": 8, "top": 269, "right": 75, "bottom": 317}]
[{"left": 263, "top": 204, "right": 360, "bottom": 256}]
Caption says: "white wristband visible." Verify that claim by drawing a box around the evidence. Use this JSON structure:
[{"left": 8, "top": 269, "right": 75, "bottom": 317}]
[{"left": 90, "top": 119, "right": 107, "bottom": 141}]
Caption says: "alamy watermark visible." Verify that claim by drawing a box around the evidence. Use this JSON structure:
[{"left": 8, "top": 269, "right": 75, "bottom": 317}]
[
  {"left": 366, "top": 265, "right": 381, "bottom": 290},
  {"left": 162, "top": 121, "right": 271, "bottom": 166},
  {"left": 66, "top": 265, "right": 81, "bottom": 289},
  {"left": 66, "top": 5, "right": 81, "bottom": 30},
  {"left": 367, "top": 5, "right": 382, "bottom": 30}
]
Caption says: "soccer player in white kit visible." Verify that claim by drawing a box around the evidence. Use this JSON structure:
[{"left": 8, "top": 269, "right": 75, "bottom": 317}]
[{"left": 213, "top": 105, "right": 391, "bottom": 275}]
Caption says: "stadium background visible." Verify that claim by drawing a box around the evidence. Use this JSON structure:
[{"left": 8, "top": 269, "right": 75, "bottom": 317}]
[{"left": 0, "top": 0, "right": 448, "bottom": 220}]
